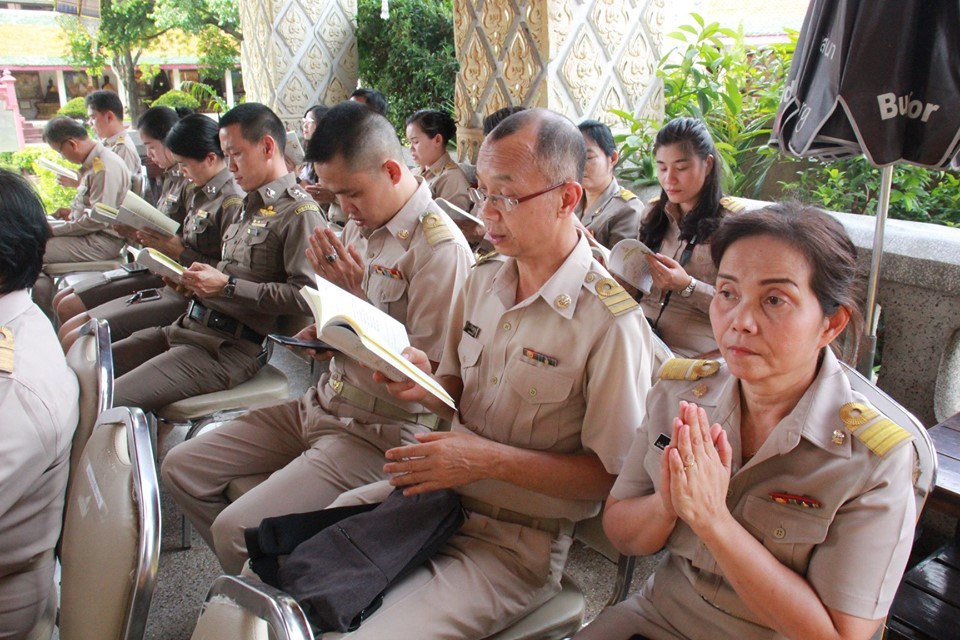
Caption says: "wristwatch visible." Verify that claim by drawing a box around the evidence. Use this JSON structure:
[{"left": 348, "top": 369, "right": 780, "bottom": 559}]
[
  {"left": 678, "top": 277, "right": 696, "bottom": 298},
  {"left": 222, "top": 275, "right": 237, "bottom": 298}
]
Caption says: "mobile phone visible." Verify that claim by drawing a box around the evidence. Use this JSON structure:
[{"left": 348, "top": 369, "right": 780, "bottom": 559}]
[
  {"left": 126, "top": 288, "right": 162, "bottom": 305},
  {"left": 121, "top": 262, "right": 150, "bottom": 274},
  {"left": 267, "top": 334, "right": 338, "bottom": 352}
]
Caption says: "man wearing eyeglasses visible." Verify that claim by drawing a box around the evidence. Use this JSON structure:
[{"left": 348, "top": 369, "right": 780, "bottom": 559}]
[
  {"left": 33, "top": 115, "right": 131, "bottom": 316},
  {"left": 322, "top": 109, "right": 656, "bottom": 639}
]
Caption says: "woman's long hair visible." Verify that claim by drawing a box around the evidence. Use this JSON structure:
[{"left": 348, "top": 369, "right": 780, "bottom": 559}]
[{"left": 638, "top": 117, "right": 724, "bottom": 251}]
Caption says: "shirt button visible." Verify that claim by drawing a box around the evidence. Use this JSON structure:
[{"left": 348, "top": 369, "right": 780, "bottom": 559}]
[
  {"left": 502, "top": 322, "right": 511, "bottom": 331},
  {"left": 490, "top": 376, "right": 498, "bottom": 385},
  {"left": 528, "top": 388, "right": 537, "bottom": 397},
  {"left": 726, "top": 488, "right": 733, "bottom": 499},
  {"left": 368, "top": 251, "right": 374, "bottom": 258},
  {"left": 773, "top": 527, "right": 786, "bottom": 539}
]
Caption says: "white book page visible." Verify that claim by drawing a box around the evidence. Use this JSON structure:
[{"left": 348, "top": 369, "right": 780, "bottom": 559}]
[
  {"left": 137, "top": 247, "right": 186, "bottom": 281},
  {"left": 118, "top": 191, "right": 180, "bottom": 235},
  {"left": 309, "top": 276, "right": 411, "bottom": 354},
  {"left": 37, "top": 157, "right": 79, "bottom": 181},
  {"left": 90, "top": 203, "right": 119, "bottom": 224},
  {"left": 608, "top": 239, "right": 655, "bottom": 294}
]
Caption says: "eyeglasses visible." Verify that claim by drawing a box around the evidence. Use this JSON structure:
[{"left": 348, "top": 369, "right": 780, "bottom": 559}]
[{"left": 468, "top": 182, "right": 567, "bottom": 213}]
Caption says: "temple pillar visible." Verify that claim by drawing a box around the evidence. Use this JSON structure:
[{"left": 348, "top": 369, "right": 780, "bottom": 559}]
[
  {"left": 453, "top": 0, "right": 666, "bottom": 161},
  {"left": 237, "top": 0, "right": 358, "bottom": 127}
]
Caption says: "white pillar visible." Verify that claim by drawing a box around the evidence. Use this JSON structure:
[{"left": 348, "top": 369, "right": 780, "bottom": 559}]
[
  {"left": 56, "top": 69, "right": 67, "bottom": 107},
  {"left": 171, "top": 68, "right": 181, "bottom": 90},
  {"left": 224, "top": 68, "right": 235, "bottom": 108}
]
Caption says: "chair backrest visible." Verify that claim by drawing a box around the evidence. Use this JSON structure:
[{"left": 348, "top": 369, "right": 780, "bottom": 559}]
[
  {"left": 839, "top": 362, "right": 937, "bottom": 518},
  {"left": 64, "top": 318, "right": 114, "bottom": 497},
  {"left": 59, "top": 406, "right": 161, "bottom": 640},
  {"left": 190, "top": 576, "right": 314, "bottom": 640}
]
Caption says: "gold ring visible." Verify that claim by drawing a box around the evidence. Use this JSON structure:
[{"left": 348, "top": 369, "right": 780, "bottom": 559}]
[{"left": 683, "top": 461, "right": 695, "bottom": 471}]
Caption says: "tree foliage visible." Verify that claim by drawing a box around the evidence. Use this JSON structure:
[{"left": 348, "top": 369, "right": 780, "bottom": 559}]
[{"left": 355, "top": 0, "right": 458, "bottom": 135}]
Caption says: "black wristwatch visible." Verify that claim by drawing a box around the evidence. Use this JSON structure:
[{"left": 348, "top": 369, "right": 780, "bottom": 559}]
[{"left": 222, "top": 275, "right": 237, "bottom": 298}]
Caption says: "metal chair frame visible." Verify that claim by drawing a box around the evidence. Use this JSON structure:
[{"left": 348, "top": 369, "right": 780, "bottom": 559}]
[{"left": 193, "top": 575, "right": 314, "bottom": 640}]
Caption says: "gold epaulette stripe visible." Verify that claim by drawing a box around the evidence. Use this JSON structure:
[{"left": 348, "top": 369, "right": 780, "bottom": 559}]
[
  {"left": 620, "top": 188, "right": 637, "bottom": 201},
  {"left": 294, "top": 203, "right": 320, "bottom": 216},
  {"left": 473, "top": 250, "right": 499, "bottom": 266},
  {"left": 719, "top": 196, "right": 748, "bottom": 213},
  {"left": 839, "top": 402, "right": 911, "bottom": 457},
  {"left": 595, "top": 277, "right": 639, "bottom": 316},
  {"left": 223, "top": 196, "right": 244, "bottom": 209},
  {"left": 0, "top": 327, "right": 14, "bottom": 373},
  {"left": 421, "top": 213, "right": 453, "bottom": 245},
  {"left": 659, "top": 358, "right": 720, "bottom": 381}
]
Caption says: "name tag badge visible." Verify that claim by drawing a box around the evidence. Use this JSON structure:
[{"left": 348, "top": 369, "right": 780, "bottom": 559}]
[
  {"left": 654, "top": 434, "right": 671, "bottom": 451},
  {"left": 464, "top": 321, "right": 480, "bottom": 338},
  {"left": 195, "top": 209, "right": 209, "bottom": 220},
  {"left": 250, "top": 219, "right": 268, "bottom": 228},
  {"left": 522, "top": 347, "right": 557, "bottom": 367}
]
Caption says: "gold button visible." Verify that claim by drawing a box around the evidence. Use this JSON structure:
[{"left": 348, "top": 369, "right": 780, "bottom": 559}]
[
  {"left": 397, "top": 229, "right": 410, "bottom": 240},
  {"left": 490, "top": 376, "right": 498, "bottom": 385},
  {"left": 773, "top": 527, "right": 786, "bottom": 539},
  {"left": 528, "top": 388, "right": 537, "bottom": 397},
  {"left": 555, "top": 294, "right": 571, "bottom": 309},
  {"left": 502, "top": 322, "right": 511, "bottom": 331},
  {"left": 585, "top": 273, "right": 596, "bottom": 283}
]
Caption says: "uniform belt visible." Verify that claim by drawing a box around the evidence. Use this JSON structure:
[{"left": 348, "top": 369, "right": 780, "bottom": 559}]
[
  {"left": 328, "top": 373, "right": 444, "bottom": 430},
  {"left": 460, "top": 497, "right": 574, "bottom": 536},
  {"left": 187, "top": 300, "right": 265, "bottom": 344}
]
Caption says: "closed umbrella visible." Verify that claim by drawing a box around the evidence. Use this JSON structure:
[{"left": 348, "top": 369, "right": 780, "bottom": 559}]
[{"left": 771, "top": 0, "right": 960, "bottom": 375}]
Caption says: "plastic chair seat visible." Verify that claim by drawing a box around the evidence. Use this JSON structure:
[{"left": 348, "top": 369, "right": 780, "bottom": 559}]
[
  {"left": 158, "top": 365, "right": 288, "bottom": 422},
  {"left": 44, "top": 260, "right": 124, "bottom": 275},
  {"left": 485, "top": 575, "right": 584, "bottom": 640}
]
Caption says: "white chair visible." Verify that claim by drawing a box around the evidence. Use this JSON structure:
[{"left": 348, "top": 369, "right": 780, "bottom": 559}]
[
  {"left": 58, "top": 406, "right": 161, "bottom": 640},
  {"left": 190, "top": 575, "right": 314, "bottom": 640}
]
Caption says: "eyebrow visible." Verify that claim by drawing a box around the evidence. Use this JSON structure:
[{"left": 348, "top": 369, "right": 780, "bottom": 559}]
[{"left": 716, "top": 274, "right": 800, "bottom": 287}]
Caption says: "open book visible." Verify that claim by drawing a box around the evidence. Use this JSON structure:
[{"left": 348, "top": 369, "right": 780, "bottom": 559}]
[
  {"left": 37, "top": 157, "right": 79, "bottom": 181},
  {"left": 300, "top": 276, "right": 456, "bottom": 410},
  {"left": 90, "top": 191, "right": 180, "bottom": 236},
  {"left": 435, "top": 198, "right": 483, "bottom": 227},
  {"left": 607, "top": 239, "right": 656, "bottom": 294},
  {"left": 286, "top": 131, "right": 305, "bottom": 165},
  {"left": 135, "top": 247, "right": 186, "bottom": 282}
]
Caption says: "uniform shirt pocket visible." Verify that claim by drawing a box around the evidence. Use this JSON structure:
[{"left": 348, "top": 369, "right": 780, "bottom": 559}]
[
  {"left": 456, "top": 334, "right": 483, "bottom": 416},
  {"left": 742, "top": 494, "right": 831, "bottom": 574},
  {"left": 237, "top": 227, "right": 278, "bottom": 277},
  {"left": 504, "top": 357, "right": 574, "bottom": 449}
]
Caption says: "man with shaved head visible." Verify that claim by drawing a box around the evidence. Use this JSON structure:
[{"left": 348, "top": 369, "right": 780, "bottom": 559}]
[
  {"left": 162, "top": 100, "right": 474, "bottom": 573},
  {"left": 320, "top": 108, "right": 655, "bottom": 638}
]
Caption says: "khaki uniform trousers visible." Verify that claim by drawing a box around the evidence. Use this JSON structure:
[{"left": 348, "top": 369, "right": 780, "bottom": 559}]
[
  {"left": 88, "top": 288, "right": 187, "bottom": 343},
  {"left": 320, "top": 481, "right": 572, "bottom": 640},
  {"left": 112, "top": 320, "right": 263, "bottom": 412},
  {"left": 0, "top": 552, "right": 57, "bottom": 640},
  {"left": 34, "top": 233, "right": 125, "bottom": 316},
  {"left": 162, "top": 386, "right": 420, "bottom": 574}
]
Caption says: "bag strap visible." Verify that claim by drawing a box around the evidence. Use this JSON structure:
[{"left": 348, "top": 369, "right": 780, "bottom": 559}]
[{"left": 651, "top": 235, "right": 697, "bottom": 332}]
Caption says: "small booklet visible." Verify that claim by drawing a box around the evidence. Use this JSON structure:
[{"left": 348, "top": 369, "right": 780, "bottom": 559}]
[
  {"left": 607, "top": 239, "right": 656, "bottom": 294},
  {"left": 136, "top": 247, "right": 186, "bottom": 282},
  {"left": 300, "top": 276, "right": 457, "bottom": 410},
  {"left": 37, "top": 157, "right": 79, "bottom": 181},
  {"left": 286, "top": 131, "right": 305, "bottom": 165},
  {"left": 434, "top": 198, "right": 484, "bottom": 227},
  {"left": 90, "top": 192, "right": 180, "bottom": 236}
]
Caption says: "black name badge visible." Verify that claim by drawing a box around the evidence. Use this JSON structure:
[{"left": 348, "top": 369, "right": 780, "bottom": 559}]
[
  {"left": 654, "top": 434, "right": 671, "bottom": 451},
  {"left": 464, "top": 321, "right": 480, "bottom": 338}
]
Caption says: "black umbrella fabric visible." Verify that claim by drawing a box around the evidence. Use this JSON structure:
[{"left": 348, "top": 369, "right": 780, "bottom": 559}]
[{"left": 772, "top": 0, "right": 960, "bottom": 169}]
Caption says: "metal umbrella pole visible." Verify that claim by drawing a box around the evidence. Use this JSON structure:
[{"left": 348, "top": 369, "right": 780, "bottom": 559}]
[{"left": 857, "top": 164, "right": 894, "bottom": 377}]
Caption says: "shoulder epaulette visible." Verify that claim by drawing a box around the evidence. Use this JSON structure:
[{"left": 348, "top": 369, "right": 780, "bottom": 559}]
[
  {"left": 294, "top": 202, "right": 321, "bottom": 216},
  {"left": 590, "top": 276, "right": 639, "bottom": 317},
  {"left": 839, "top": 402, "right": 912, "bottom": 457},
  {"left": 288, "top": 185, "right": 312, "bottom": 200},
  {"left": 223, "top": 195, "right": 245, "bottom": 210},
  {"left": 117, "top": 135, "right": 126, "bottom": 144},
  {"left": 658, "top": 358, "right": 720, "bottom": 381},
  {"left": 620, "top": 188, "right": 637, "bottom": 201},
  {"left": 92, "top": 156, "right": 104, "bottom": 174},
  {"left": 648, "top": 196, "right": 660, "bottom": 204},
  {"left": 473, "top": 250, "right": 500, "bottom": 266},
  {"left": 445, "top": 160, "right": 459, "bottom": 171},
  {"left": 184, "top": 182, "right": 198, "bottom": 195},
  {"left": 0, "top": 326, "right": 14, "bottom": 373},
  {"left": 420, "top": 211, "right": 453, "bottom": 246},
  {"left": 719, "top": 196, "right": 748, "bottom": 213}
]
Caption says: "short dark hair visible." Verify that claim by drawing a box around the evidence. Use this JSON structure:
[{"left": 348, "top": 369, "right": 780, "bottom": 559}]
[
  {"left": 218, "top": 102, "right": 286, "bottom": 152},
  {"left": 578, "top": 119, "right": 616, "bottom": 158},
  {"left": 0, "top": 169, "right": 49, "bottom": 292},
  {"left": 710, "top": 202, "right": 864, "bottom": 352},
  {"left": 350, "top": 88, "right": 389, "bottom": 117},
  {"left": 305, "top": 100, "right": 403, "bottom": 171},
  {"left": 405, "top": 109, "right": 457, "bottom": 145},
  {"left": 166, "top": 114, "right": 224, "bottom": 160},
  {"left": 43, "top": 115, "right": 89, "bottom": 145},
  {"left": 487, "top": 108, "right": 586, "bottom": 182},
  {"left": 85, "top": 89, "right": 124, "bottom": 119},
  {"left": 136, "top": 105, "right": 180, "bottom": 142},
  {"left": 483, "top": 106, "right": 526, "bottom": 136}
]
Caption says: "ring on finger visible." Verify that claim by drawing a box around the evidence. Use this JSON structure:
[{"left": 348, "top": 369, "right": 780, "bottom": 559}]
[
  {"left": 324, "top": 253, "right": 339, "bottom": 263},
  {"left": 683, "top": 462, "right": 695, "bottom": 471}
]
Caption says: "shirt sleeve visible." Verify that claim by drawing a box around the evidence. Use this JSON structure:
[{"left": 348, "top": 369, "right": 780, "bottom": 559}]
[
  {"left": 405, "top": 240, "right": 473, "bottom": 363},
  {"left": 0, "top": 381, "right": 58, "bottom": 517},
  {"left": 605, "top": 200, "right": 645, "bottom": 249},
  {"left": 53, "top": 170, "right": 114, "bottom": 236},
  {"left": 432, "top": 171, "right": 473, "bottom": 213}
]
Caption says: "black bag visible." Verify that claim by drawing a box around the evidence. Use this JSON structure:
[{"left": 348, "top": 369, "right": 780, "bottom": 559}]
[{"left": 245, "top": 488, "right": 464, "bottom": 633}]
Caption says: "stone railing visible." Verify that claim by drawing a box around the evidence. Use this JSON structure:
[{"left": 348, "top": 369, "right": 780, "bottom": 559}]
[{"left": 734, "top": 197, "right": 960, "bottom": 427}]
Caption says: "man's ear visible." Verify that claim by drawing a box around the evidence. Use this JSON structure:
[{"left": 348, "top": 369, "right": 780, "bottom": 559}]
[
  {"left": 383, "top": 158, "right": 404, "bottom": 185},
  {"left": 261, "top": 134, "right": 278, "bottom": 159},
  {"left": 556, "top": 181, "right": 583, "bottom": 219}
]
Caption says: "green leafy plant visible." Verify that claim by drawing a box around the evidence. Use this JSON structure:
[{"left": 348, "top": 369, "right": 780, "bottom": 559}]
[
  {"left": 151, "top": 89, "right": 201, "bottom": 111},
  {"left": 355, "top": 0, "right": 458, "bottom": 135},
  {"left": 179, "top": 80, "right": 229, "bottom": 113},
  {"left": 614, "top": 14, "right": 796, "bottom": 198},
  {"left": 0, "top": 146, "right": 80, "bottom": 210},
  {"left": 57, "top": 97, "right": 88, "bottom": 119}
]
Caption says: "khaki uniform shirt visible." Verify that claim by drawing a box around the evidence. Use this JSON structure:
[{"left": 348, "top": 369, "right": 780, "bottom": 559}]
[
  {"left": 103, "top": 130, "right": 142, "bottom": 177},
  {"left": 577, "top": 177, "right": 644, "bottom": 249},
  {"left": 53, "top": 142, "right": 130, "bottom": 238},
  {"left": 418, "top": 151, "right": 473, "bottom": 213},
  {"left": 0, "top": 290, "right": 79, "bottom": 582},
  {"left": 211, "top": 172, "right": 325, "bottom": 337},
  {"left": 638, "top": 201, "right": 733, "bottom": 357},
  {"left": 157, "top": 167, "right": 191, "bottom": 224},
  {"left": 612, "top": 350, "right": 916, "bottom": 638},
  {"left": 321, "top": 178, "right": 474, "bottom": 412},
  {"left": 178, "top": 167, "right": 245, "bottom": 268},
  {"left": 437, "top": 233, "right": 655, "bottom": 522}
]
